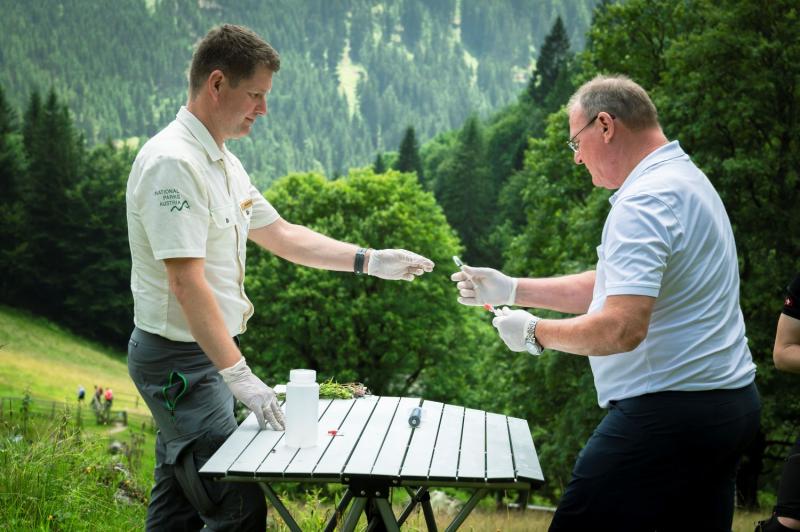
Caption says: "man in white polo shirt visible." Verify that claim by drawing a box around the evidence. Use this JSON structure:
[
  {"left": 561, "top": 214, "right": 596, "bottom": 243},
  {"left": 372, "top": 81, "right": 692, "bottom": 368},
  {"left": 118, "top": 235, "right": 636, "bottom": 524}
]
[
  {"left": 126, "top": 24, "right": 434, "bottom": 531},
  {"left": 450, "top": 75, "right": 759, "bottom": 530}
]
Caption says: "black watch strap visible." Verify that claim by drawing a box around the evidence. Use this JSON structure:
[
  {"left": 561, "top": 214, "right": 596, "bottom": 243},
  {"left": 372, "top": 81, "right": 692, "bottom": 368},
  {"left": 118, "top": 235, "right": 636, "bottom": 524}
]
[{"left": 354, "top": 248, "right": 367, "bottom": 275}]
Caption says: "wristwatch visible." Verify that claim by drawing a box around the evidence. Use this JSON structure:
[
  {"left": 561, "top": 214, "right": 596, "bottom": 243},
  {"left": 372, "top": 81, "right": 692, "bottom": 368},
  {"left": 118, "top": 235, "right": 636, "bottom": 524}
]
[{"left": 525, "top": 316, "right": 544, "bottom": 356}]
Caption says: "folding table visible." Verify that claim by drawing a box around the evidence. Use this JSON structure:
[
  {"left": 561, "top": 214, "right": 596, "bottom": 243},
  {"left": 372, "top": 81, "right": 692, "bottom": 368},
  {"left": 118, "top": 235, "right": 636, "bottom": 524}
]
[{"left": 200, "top": 396, "right": 544, "bottom": 531}]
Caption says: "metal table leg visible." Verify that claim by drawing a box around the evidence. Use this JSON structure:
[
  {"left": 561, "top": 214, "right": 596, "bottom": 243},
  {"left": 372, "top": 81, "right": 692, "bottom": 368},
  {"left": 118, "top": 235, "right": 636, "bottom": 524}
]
[
  {"left": 396, "top": 487, "right": 425, "bottom": 526},
  {"left": 341, "top": 497, "right": 368, "bottom": 532},
  {"left": 420, "top": 490, "right": 438, "bottom": 532},
  {"left": 374, "top": 497, "right": 401, "bottom": 532},
  {"left": 260, "top": 483, "right": 302, "bottom": 532},
  {"left": 323, "top": 488, "right": 354, "bottom": 532},
  {"left": 394, "top": 487, "right": 438, "bottom": 531},
  {"left": 444, "top": 488, "right": 487, "bottom": 532}
]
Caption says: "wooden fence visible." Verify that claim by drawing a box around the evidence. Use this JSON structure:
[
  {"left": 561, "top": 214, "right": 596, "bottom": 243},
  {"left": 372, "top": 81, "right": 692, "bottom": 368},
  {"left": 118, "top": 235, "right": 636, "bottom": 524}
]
[{"left": 0, "top": 394, "right": 154, "bottom": 432}]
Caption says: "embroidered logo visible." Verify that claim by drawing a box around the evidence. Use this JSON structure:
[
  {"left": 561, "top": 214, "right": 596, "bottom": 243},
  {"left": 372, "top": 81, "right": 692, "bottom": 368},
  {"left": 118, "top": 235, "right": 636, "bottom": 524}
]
[
  {"left": 154, "top": 188, "right": 190, "bottom": 212},
  {"left": 240, "top": 198, "right": 253, "bottom": 211}
]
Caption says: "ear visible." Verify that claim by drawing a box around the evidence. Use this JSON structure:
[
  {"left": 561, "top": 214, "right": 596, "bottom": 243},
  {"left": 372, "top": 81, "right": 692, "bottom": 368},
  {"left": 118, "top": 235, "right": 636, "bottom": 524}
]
[
  {"left": 207, "top": 69, "right": 225, "bottom": 102},
  {"left": 598, "top": 112, "right": 615, "bottom": 143}
]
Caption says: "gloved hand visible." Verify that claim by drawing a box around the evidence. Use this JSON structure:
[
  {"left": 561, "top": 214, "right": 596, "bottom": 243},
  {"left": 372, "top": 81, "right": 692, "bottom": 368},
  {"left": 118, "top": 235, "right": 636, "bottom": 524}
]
[
  {"left": 219, "top": 357, "right": 285, "bottom": 431},
  {"left": 492, "top": 307, "right": 537, "bottom": 353},
  {"left": 367, "top": 249, "right": 434, "bottom": 281},
  {"left": 450, "top": 265, "right": 518, "bottom": 306}
]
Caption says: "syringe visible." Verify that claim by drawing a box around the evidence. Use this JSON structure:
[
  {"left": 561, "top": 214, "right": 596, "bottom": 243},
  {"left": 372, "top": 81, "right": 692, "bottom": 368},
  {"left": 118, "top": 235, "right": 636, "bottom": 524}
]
[{"left": 454, "top": 256, "right": 501, "bottom": 316}]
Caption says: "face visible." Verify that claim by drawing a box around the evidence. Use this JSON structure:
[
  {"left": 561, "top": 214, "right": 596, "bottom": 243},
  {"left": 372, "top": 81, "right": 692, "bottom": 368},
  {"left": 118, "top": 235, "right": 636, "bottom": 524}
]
[
  {"left": 568, "top": 106, "right": 614, "bottom": 189},
  {"left": 216, "top": 65, "right": 273, "bottom": 142}
]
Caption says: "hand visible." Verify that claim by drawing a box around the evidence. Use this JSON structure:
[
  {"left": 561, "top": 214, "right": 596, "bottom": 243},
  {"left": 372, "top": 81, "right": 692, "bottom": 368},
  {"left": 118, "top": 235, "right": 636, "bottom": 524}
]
[
  {"left": 450, "top": 265, "right": 518, "bottom": 306},
  {"left": 367, "top": 249, "right": 434, "bottom": 281},
  {"left": 492, "top": 307, "right": 536, "bottom": 352},
  {"left": 219, "top": 357, "right": 285, "bottom": 431}
]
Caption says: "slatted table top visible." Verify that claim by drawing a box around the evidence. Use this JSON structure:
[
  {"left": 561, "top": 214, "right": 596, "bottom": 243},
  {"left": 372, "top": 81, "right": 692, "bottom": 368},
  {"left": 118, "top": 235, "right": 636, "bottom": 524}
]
[{"left": 199, "top": 396, "right": 544, "bottom": 490}]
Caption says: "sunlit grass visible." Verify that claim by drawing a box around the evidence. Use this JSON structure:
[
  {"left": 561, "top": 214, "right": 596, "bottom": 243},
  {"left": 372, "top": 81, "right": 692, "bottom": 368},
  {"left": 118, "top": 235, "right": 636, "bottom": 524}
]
[
  {"left": 264, "top": 496, "right": 766, "bottom": 531},
  {"left": 0, "top": 305, "right": 149, "bottom": 416},
  {"left": 0, "top": 412, "right": 149, "bottom": 530}
]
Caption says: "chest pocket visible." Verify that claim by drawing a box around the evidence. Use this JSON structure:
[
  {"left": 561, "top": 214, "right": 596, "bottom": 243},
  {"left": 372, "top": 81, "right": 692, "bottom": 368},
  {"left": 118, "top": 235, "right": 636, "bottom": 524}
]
[{"left": 210, "top": 204, "right": 236, "bottom": 229}]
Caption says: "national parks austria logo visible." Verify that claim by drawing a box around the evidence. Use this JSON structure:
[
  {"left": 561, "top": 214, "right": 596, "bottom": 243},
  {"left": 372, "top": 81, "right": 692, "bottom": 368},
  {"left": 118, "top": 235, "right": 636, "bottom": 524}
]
[{"left": 154, "top": 188, "right": 190, "bottom": 212}]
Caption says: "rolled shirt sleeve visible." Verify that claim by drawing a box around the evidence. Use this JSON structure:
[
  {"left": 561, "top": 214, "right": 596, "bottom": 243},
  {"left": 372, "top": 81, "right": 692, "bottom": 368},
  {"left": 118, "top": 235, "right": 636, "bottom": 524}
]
[{"left": 248, "top": 183, "right": 279, "bottom": 229}]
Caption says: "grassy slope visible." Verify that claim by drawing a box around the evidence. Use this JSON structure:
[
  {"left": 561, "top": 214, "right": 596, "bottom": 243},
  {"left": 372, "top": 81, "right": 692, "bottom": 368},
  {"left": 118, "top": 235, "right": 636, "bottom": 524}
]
[
  {"left": 0, "top": 305, "right": 148, "bottom": 417},
  {"left": 0, "top": 305, "right": 153, "bottom": 530}
]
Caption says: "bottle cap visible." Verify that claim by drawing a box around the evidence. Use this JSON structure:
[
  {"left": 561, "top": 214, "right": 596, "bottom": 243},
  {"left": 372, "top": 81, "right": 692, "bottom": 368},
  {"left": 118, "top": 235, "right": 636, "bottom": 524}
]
[{"left": 289, "top": 369, "right": 316, "bottom": 384}]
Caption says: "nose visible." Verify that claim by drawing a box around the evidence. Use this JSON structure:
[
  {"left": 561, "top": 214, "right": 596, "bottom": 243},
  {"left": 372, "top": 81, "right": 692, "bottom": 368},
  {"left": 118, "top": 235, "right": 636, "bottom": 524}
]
[
  {"left": 573, "top": 149, "right": 583, "bottom": 165},
  {"left": 255, "top": 95, "right": 267, "bottom": 116}
]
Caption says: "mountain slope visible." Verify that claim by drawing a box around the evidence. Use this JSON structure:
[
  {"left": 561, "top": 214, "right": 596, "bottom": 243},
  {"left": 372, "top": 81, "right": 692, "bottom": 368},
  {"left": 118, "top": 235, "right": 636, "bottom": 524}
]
[
  {"left": 0, "top": 0, "right": 598, "bottom": 185},
  {"left": 0, "top": 305, "right": 148, "bottom": 416}
]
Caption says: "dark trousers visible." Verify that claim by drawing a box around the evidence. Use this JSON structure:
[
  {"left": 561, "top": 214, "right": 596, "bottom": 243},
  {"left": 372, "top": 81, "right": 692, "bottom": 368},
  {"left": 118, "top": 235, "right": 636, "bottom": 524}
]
[
  {"left": 549, "top": 382, "right": 761, "bottom": 532},
  {"left": 774, "top": 438, "right": 800, "bottom": 519},
  {"left": 128, "top": 328, "right": 266, "bottom": 531}
]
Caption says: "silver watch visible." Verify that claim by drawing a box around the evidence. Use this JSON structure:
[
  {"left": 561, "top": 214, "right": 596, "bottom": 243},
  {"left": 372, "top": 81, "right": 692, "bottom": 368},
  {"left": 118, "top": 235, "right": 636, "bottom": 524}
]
[{"left": 525, "top": 316, "right": 543, "bottom": 356}]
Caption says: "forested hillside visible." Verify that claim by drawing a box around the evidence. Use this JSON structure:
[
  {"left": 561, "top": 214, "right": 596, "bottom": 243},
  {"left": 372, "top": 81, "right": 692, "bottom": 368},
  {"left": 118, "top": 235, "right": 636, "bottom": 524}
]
[
  {"left": 0, "top": 0, "right": 596, "bottom": 186},
  {"left": 1, "top": 0, "right": 798, "bottom": 512}
]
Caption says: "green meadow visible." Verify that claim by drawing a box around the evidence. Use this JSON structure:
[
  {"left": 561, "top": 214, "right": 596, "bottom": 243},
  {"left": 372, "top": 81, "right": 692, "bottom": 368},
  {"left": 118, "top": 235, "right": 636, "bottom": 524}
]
[{"left": 0, "top": 305, "right": 769, "bottom": 530}]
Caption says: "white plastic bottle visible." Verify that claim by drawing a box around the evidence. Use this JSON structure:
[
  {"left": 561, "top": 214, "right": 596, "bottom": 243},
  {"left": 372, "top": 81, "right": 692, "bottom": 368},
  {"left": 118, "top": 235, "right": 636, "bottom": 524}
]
[{"left": 285, "top": 369, "right": 319, "bottom": 448}]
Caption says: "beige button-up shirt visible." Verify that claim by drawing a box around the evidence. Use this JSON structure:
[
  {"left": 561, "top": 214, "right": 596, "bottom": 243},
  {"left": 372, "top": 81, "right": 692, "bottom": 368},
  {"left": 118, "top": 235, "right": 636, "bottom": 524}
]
[{"left": 126, "top": 107, "right": 279, "bottom": 341}]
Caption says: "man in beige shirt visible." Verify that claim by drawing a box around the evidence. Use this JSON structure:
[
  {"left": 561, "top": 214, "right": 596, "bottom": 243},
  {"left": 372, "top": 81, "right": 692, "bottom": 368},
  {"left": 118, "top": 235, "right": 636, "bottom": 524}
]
[{"left": 126, "top": 24, "right": 434, "bottom": 531}]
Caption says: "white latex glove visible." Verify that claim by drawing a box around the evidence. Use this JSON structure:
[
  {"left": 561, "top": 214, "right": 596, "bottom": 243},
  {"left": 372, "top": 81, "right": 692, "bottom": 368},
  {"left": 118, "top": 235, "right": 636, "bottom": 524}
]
[
  {"left": 367, "top": 249, "right": 434, "bottom": 281},
  {"left": 492, "top": 307, "right": 536, "bottom": 353},
  {"left": 219, "top": 357, "right": 285, "bottom": 431},
  {"left": 450, "top": 265, "right": 518, "bottom": 306}
]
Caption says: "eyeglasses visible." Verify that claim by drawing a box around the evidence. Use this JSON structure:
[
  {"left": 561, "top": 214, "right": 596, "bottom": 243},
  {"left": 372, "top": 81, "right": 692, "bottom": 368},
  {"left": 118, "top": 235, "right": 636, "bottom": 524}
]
[{"left": 567, "top": 114, "right": 598, "bottom": 153}]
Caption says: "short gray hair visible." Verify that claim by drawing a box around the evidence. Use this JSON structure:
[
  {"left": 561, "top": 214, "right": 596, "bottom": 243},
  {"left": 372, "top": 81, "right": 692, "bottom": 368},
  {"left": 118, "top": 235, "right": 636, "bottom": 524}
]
[{"left": 568, "top": 75, "right": 659, "bottom": 131}]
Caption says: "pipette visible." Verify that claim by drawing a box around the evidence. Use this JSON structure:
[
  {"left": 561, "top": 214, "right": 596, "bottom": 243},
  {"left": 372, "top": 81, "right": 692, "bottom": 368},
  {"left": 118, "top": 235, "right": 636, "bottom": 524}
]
[
  {"left": 454, "top": 256, "right": 501, "bottom": 316},
  {"left": 484, "top": 303, "right": 501, "bottom": 316}
]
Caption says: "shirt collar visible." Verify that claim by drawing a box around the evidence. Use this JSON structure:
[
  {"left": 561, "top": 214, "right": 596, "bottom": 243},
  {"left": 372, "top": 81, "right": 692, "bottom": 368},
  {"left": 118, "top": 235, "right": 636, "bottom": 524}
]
[
  {"left": 609, "top": 140, "right": 685, "bottom": 205},
  {"left": 176, "top": 106, "right": 225, "bottom": 162}
]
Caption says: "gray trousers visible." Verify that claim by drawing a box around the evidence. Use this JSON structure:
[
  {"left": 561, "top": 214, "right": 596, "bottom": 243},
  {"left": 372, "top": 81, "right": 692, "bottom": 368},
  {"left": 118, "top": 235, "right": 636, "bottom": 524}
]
[{"left": 128, "top": 328, "right": 266, "bottom": 531}]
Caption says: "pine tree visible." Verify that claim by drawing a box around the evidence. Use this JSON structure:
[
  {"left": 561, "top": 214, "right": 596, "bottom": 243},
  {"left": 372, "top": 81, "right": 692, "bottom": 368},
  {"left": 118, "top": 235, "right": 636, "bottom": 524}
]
[
  {"left": 22, "top": 90, "right": 42, "bottom": 155},
  {"left": 0, "top": 85, "right": 28, "bottom": 304},
  {"left": 394, "top": 126, "right": 423, "bottom": 183},
  {"left": 0, "top": 85, "right": 23, "bottom": 203},
  {"left": 527, "top": 16, "right": 572, "bottom": 111},
  {"left": 401, "top": 0, "right": 424, "bottom": 49},
  {"left": 373, "top": 152, "right": 387, "bottom": 174},
  {"left": 433, "top": 116, "right": 495, "bottom": 266},
  {"left": 61, "top": 141, "right": 134, "bottom": 344},
  {"left": 18, "top": 88, "right": 84, "bottom": 318}
]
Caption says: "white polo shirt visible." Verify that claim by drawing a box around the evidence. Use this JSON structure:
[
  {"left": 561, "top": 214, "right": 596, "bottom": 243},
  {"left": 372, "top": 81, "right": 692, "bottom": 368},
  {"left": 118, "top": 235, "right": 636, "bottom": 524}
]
[
  {"left": 587, "top": 141, "right": 756, "bottom": 407},
  {"left": 126, "top": 107, "right": 279, "bottom": 342}
]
